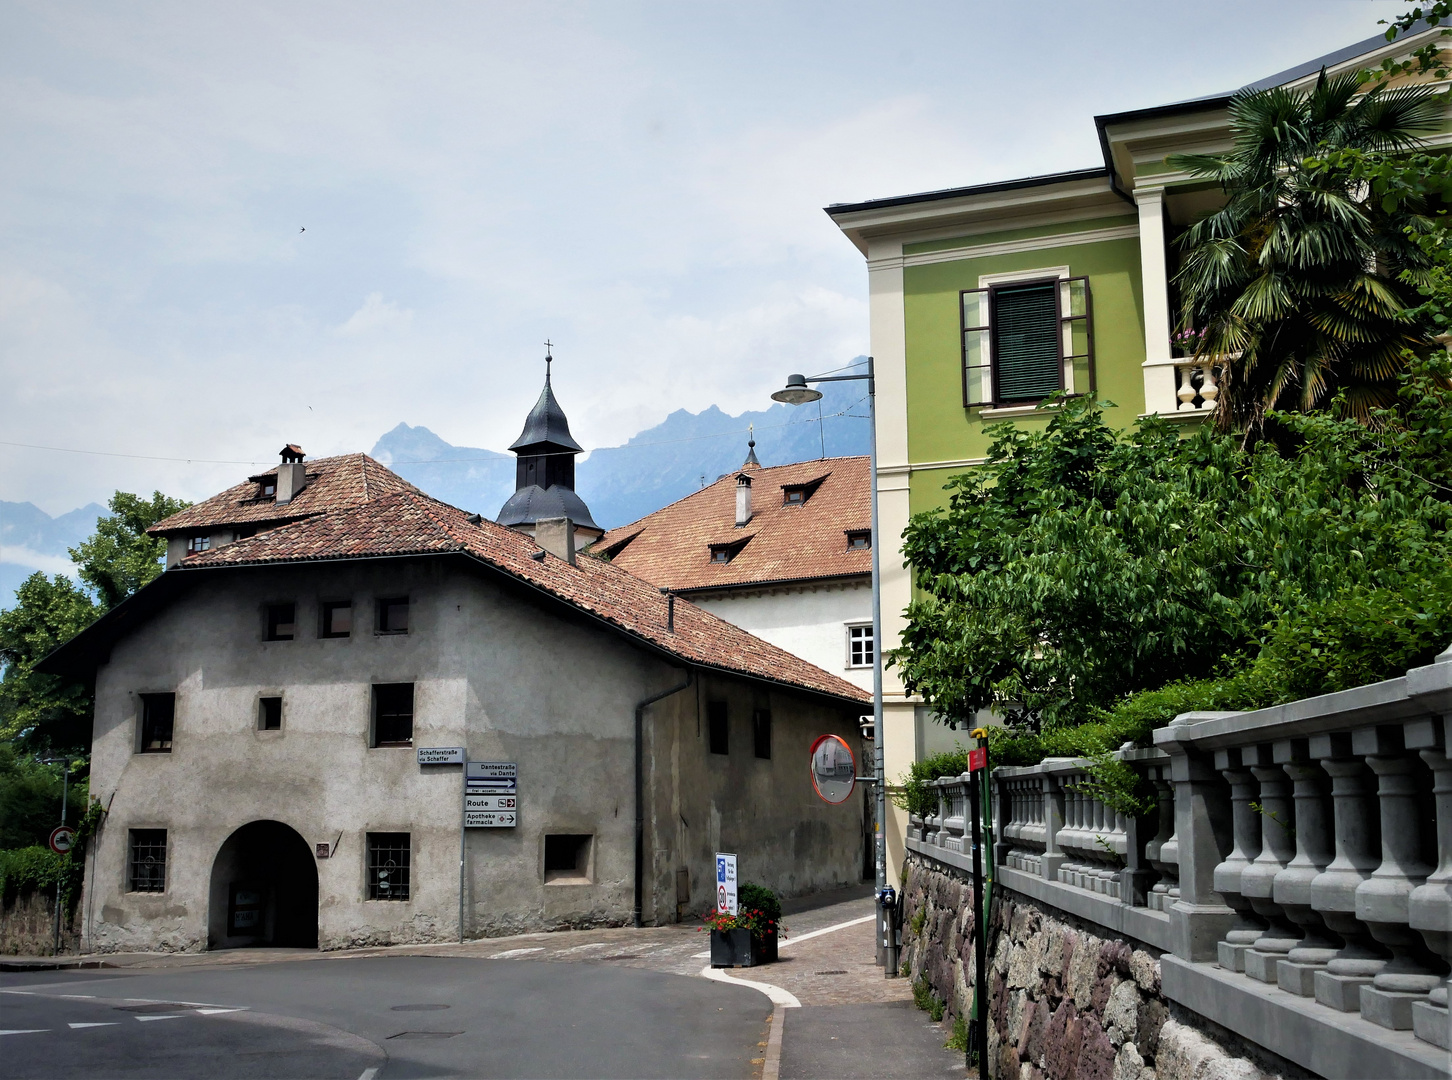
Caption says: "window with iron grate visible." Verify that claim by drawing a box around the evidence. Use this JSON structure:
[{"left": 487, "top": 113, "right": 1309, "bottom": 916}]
[
  {"left": 367, "top": 832, "right": 410, "bottom": 900},
  {"left": 128, "top": 829, "right": 167, "bottom": 892}
]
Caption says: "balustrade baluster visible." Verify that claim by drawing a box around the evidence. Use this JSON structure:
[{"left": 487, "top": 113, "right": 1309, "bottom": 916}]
[
  {"left": 1272, "top": 741, "right": 1340, "bottom": 995},
  {"left": 1408, "top": 719, "right": 1452, "bottom": 1049},
  {"left": 1148, "top": 765, "right": 1178, "bottom": 911},
  {"left": 1242, "top": 748, "right": 1304, "bottom": 983},
  {"left": 1213, "top": 748, "right": 1268, "bottom": 972},
  {"left": 1356, "top": 726, "right": 1441, "bottom": 1030},
  {"left": 1042, "top": 774, "right": 1066, "bottom": 882}
]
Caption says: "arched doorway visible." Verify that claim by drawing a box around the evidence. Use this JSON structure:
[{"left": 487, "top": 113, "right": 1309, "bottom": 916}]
[{"left": 208, "top": 821, "right": 318, "bottom": 949}]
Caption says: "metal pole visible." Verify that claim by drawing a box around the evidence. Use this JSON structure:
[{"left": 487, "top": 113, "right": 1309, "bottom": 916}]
[
  {"left": 968, "top": 765, "right": 988, "bottom": 1073},
  {"left": 459, "top": 763, "right": 467, "bottom": 944},
  {"left": 865, "top": 358, "right": 889, "bottom": 967},
  {"left": 54, "top": 758, "right": 69, "bottom": 956}
]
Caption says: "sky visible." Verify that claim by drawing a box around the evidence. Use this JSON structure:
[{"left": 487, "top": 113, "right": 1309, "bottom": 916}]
[{"left": 0, "top": 1, "right": 1409, "bottom": 519}]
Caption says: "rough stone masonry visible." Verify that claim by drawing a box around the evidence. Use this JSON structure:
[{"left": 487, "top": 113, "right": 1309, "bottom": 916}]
[{"left": 900, "top": 853, "right": 1313, "bottom": 1080}]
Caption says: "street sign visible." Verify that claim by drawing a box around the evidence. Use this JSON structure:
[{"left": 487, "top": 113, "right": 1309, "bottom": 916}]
[
  {"left": 464, "top": 793, "right": 517, "bottom": 812},
  {"left": 417, "top": 746, "right": 465, "bottom": 765},
  {"left": 715, "top": 852, "right": 738, "bottom": 915},
  {"left": 48, "top": 826, "right": 75, "bottom": 854},
  {"left": 467, "top": 761, "right": 517, "bottom": 780},
  {"left": 466, "top": 779, "right": 518, "bottom": 793},
  {"left": 968, "top": 747, "right": 988, "bottom": 772},
  {"left": 465, "top": 810, "right": 517, "bottom": 828},
  {"left": 809, "top": 734, "right": 857, "bottom": 804}
]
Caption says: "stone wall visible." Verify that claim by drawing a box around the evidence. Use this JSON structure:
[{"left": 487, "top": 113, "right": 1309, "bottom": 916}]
[
  {"left": 901, "top": 853, "right": 1310, "bottom": 1080},
  {"left": 1, "top": 889, "right": 80, "bottom": 956}
]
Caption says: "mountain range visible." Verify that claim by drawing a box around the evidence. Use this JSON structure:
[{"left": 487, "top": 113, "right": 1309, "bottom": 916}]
[{"left": 0, "top": 365, "right": 871, "bottom": 606}]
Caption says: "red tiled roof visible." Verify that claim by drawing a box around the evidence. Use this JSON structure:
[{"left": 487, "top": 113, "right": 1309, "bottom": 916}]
[
  {"left": 590, "top": 457, "right": 871, "bottom": 592},
  {"left": 183, "top": 488, "right": 869, "bottom": 705},
  {"left": 148, "top": 454, "right": 423, "bottom": 535}
]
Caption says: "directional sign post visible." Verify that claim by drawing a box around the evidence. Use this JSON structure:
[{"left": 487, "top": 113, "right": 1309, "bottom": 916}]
[
  {"left": 715, "top": 852, "right": 738, "bottom": 916},
  {"left": 465, "top": 764, "right": 518, "bottom": 828}
]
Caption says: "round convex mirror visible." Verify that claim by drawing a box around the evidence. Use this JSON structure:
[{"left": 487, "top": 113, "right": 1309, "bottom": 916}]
[{"left": 809, "top": 734, "right": 857, "bottom": 804}]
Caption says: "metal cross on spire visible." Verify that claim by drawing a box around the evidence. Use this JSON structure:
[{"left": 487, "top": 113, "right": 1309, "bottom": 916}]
[{"left": 544, "top": 340, "right": 553, "bottom": 381}]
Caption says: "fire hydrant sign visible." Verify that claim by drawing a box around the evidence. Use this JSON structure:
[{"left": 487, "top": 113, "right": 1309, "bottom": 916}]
[{"left": 715, "top": 852, "right": 738, "bottom": 915}]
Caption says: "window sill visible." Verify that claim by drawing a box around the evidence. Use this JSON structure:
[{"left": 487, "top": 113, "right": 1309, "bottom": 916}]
[
  {"left": 372, "top": 742, "right": 414, "bottom": 749},
  {"left": 975, "top": 404, "right": 1045, "bottom": 419},
  {"left": 544, "top": 874, "right": 592, "bottom": 886},
  {"left": 138, "top": 748, "right": 173, "bottom": 754},
  {"left": 320, "top": 633, "right": 351, "bottom": 640},
  {"left": 374, "top": 631, "right": 409, "bottom": 637}
]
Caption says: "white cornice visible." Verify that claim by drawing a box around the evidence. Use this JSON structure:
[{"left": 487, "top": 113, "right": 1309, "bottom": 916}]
[
  {"left": 883, "top": 224, "right": 1139, "bottom": 270},
  {"left": 879, "top": 456, "right": 987, "bottom": 478}
]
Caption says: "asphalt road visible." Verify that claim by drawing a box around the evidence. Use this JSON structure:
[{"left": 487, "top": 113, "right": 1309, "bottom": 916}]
[{"left": 0, "top": 954, "right": 771, "bottom": 1079}]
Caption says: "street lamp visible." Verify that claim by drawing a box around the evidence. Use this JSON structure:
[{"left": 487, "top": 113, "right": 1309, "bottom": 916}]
[{"left": 772, "top": 359, "right": 891, "bottom": 970}]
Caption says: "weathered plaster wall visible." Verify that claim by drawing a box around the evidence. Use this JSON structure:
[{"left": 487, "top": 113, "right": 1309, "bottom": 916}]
[
  {"left": 901, "top": 853, "right": 1308, "bottom": 1080},
  {"left": 82, "top": 555, "right": 866, "bottom": 953},
  {"left": 689, "top": 579, "right": 873, "bottom": 691}
]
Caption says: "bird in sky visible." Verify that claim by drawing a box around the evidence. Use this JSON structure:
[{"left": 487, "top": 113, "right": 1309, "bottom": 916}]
[{"left": 299, "top": 226, "right": 305, "bottom": 233}]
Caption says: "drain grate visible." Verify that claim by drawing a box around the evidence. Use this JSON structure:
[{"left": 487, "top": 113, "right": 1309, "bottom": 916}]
[
  {"left": 388, "top": 1031, "right": 463, "bottom": 1040},
  {"left": 390, "top": 1004, "right": 451, "bottom": 1012},
  {"left": 814, "top": 970, "right": 848, "bottom": 976}
]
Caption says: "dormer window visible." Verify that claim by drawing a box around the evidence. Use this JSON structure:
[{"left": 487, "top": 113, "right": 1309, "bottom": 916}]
[
  {"left": 846, "top": 531, "right": 871, "bottom": 551},
  {"left": 261, "top": 480, "right": 276, "bottom": 497},
  {"left": 781, "top": 475, "right": 827, "bottom": 507},
  {"left": 709, "top": 538, "right": 750, "bottom": 564},
  {"left": 187, "top": 535, "right": 210, "bottom": 554}
]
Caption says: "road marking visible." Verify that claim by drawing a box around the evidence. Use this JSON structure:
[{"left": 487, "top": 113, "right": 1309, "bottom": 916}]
[
  {"left": 0, "top": 991, "right": 37, "bottom": 996},
  {"left": 195, "top": 1008, "right": 248, "bottom": 1016},
  {"left": 762, "top": 1005, "right": 787, "bottom": 1080},
  {"left": 358, "top": 1069, "right": 380, "bottom": 1080},
  {"left": 68, "top": 1023, "right": 118, "bottom": 1029},
  {"left": 699, "top": 965, "right": 801, "bottom": 1008},
  {"left": 555, "top": 942, "right": 609, "bottom": 955},
  {"left": 0, "top": 1030, "right": 48, "bottom": 1036},
  {"left": 135, "top": 1015, "right": 184, "bottom": 1022},
  {"left": 488, "top": 947, "right": 545, "bottom": 959},
  {"left": 58, "top": 995, "right": 96, "bottom": 999},
  {"left": 778, "top": 913, "right": 875, "bottom": 948},
  {"left": 691, "top": 951, "right": 710, "bottom": 958}
]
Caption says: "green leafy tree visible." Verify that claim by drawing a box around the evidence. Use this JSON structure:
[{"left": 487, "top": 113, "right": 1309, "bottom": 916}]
[
  {"left": 69, "top": 491, "right": 189, "bottom": 610},
  {"left": 1170, "top": 71, "right": 1443, "bottom": 436}
]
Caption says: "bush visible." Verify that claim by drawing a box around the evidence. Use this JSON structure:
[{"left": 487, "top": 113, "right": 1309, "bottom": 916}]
[
  {"left": 736, "top": 882, "right": 781, "bottom": 924},
  {"left": 0, "top": 846, "right": 82, "bottom": 907},
  {"left": 892, "top": 747, "right": 968, "bottom": 818}
]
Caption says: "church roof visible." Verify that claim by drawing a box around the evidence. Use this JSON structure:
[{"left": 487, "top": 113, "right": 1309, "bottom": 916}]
[
  {"left": 496, "top": 484, "right": 601, "bottom": 532},
  {"left": 147, "top": 453, "right": 424, "bottom": 536},
  {"left": 589, "top": 456, "right": 871, "bottom": 592},
  {"left": 509, "top": 373, "right": 584, "bottom": 452},
  {"left": 47, "top": 480, "right": 868, "bottom": 705}
]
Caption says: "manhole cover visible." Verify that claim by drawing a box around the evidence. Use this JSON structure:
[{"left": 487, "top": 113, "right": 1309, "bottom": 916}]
[
  {"left": 814, "top": 970, "right": 848, "bottom": 976},
  {"left": 388, "top": 1031, "right": 463, "bottom": 1040},
  {"left": 391, "top": 1004, "right": 451, "bottom": 1012}
]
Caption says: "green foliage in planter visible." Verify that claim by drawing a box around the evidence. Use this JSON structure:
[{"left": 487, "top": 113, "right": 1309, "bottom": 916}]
[{"left": 736, "top": 881, "right": 781, "bottom": 925}]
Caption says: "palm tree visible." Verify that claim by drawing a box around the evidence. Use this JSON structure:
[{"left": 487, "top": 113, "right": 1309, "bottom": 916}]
[{"left": 1170, "top": 70, "right": 1444, "bottom": 437}]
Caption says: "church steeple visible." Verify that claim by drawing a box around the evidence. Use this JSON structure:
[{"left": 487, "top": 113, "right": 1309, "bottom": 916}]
[
  {"left": 496, "top": 348, "right": 601, "bottom": 539},
  {"left": 742, "top": 423, "right": 761, "bottom": 468}
]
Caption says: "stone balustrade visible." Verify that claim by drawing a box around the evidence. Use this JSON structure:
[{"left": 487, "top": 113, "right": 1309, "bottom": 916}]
[{"left": 906, "top": 644, "right": 1452, "bottom": 1078}]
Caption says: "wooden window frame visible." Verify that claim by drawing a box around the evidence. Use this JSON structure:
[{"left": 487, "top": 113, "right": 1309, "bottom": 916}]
[{"left": 961, "top": 275, "right": 1095, "bottom": 408}]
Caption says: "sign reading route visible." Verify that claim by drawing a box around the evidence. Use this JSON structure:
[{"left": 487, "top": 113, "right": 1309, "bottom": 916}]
[
  {"left": 715, "top": 851, "right": 738, "bottom": 916},
  {"left": 464, "top": 794, "right": 516, "bottom": 812},
  {"left": 48, "top": 826, "right": 75, "bottom": 854}
]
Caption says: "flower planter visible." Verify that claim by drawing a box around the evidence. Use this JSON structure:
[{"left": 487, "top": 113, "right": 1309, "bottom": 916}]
[{"left": 710, "top": 926, "right": 778, "bottom": 967}]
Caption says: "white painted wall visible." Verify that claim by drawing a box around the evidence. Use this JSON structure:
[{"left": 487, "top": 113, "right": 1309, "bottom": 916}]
[{"left": 689, "top": 578, "right": 874, "bottom": 693}]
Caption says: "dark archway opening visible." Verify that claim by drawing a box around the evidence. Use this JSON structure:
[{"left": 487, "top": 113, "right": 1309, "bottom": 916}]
[{"left": 208, "top": 820, "right": 318, "bottom": 949}]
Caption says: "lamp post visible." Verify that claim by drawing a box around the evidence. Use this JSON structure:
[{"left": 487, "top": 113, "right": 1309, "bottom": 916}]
[
  {"left": 772, "top": 360, "right": 890, "bottom": 966},
  {"left": 40, "top": 756, "right": 72, "bottom": 956}
]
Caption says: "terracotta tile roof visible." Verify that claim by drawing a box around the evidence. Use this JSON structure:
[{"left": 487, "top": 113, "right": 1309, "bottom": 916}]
[
  {"left": 589, "top": 456, "right": 871, "bottom": 592},
  {"left": 148, "top": 454, "right": 424, "bottom": 536},
  {"left": 183, "top": 488, "right": 869, "bottom": 705}
]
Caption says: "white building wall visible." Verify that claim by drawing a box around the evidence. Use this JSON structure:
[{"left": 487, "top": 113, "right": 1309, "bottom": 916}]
[{"left": 689, "top": 578, "right": 874, "bottom": 693}]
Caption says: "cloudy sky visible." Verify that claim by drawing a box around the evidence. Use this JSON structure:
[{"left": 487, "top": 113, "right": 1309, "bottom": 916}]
[{"left": 0, "top": 1, "right": 1405, "bottom": 516}]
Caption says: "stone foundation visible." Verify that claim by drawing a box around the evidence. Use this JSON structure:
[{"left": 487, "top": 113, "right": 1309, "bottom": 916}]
[
  {"left": 1, "top": 889, "right": 81, "bottom": 956},
  {"left": 900, "top": 853, "right": 1310, "bottom": 1080}
]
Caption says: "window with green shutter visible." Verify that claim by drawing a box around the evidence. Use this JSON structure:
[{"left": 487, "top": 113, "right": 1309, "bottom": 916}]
[{"left": 961, "top": 276, "right": 1094, "bottom": 408}]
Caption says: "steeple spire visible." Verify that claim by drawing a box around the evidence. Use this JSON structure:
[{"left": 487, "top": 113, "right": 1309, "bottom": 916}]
[{"left": 742, "top": 423, "right": 761, "bottom": 468}]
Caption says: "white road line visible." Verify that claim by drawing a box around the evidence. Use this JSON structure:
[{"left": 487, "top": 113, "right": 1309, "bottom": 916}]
[
  {"left": 195, "top": 1008, "right": 248, "bottom": 1015},
  {"left": 357, "top": 1068, "right": 380, "bottom": 1080},
  {"left": 0, "top": 1030, "right": 48, "bottom": 1036},
  {"left": 762, "top": 1004, "right": 787, "bottom": 1080},
  {"left": 699, "top": 965, "right": 801, "bottom": 1008},
  {"left": 57, "top": 995, "right": 96, "bottom": 999},
  {"left": 68, "top": 1023, "right": 118, "bottom": 1029},
  {"left": 488, "top": 947, "right": 545, "bottom": 959},
  {"left": 0, "top": 991, "right": 37, "bottom": 996},
  {"left": 135, "top": 1015, "right": 184, "bottom": 1022},
  {"left": 778, "top": 913, "right": 875, "bottom": 948},
  {"left": 691, "top": 951, "right": 710, "bottom": 959}
]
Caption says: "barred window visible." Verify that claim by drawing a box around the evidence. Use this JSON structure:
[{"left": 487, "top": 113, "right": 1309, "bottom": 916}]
[
  {"left": 848, "top": 624, "right": 873, "bottom": 668},
  {"left": 367, "top": 832, "right": 410, "bottom": 900},
  {"left": 128, "top": 829, "right": 167, "bottom": 893},
  {"left": 139, "top": 693, "right": 175, "bottom": 753},
  {"left": 372, "top": 683, "right": 414, "bottom": 747}
]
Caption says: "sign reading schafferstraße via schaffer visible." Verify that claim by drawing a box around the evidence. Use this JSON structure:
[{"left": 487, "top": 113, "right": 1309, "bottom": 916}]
[{"left": 417, "top": 746, "right": 465, "bottom": 765}]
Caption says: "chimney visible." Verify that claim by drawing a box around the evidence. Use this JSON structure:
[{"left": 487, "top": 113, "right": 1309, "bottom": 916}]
[
  {"left": 276, "top": 445, "right": 307, "bottom": 505},
  {"left": 735, "top": 474, "right": 752, "bottom": 527},
  {"left": 535, "top": 517, "right": 576, "bottom": 565}
]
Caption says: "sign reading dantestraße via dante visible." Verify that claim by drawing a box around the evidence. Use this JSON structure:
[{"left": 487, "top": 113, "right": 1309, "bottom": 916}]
[
  {"left": 417, "top": 746, "right": 465, "bottom": 765},
  {"left": 466, "top": 760, "right": 518, "bottom": 794}
]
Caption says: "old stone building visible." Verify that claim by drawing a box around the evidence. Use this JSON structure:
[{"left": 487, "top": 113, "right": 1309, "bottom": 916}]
[{"left": 44, "top": 450, "right": 871, "bottom": 953}]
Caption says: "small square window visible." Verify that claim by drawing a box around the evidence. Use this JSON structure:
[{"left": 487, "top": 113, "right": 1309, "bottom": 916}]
[
  {"left": 366, "top": 832, "right": 410, "bottom": 900},
  {"left": 752, "top": 709, "right": 772, "bottom": 760},
  {"left": 261, "top": 480, "right": 276, "bottom": 497},
  {"left": 544, "top": 834, "right": 593, "bottom": 884},
  {"left": 187, "top": 535, "right": 210, "bottom": 553},
  {"left": 128, "top": 829, "right": 167, "bottom": 892},
  {"left": 265, "top": 603, "right": 296, "bottom": 641},
  {"left": 377, "top": 597, "right": 409, "bottom": 634},
  {"left": 139, "top": 693, "right": 175, "bottom": 753},
  {"left": 373, "top": 683, "right": 414, "bottom": 747},
  {"left": 848, "top": 624, "right": 874, "bottom": 668},
  {"left": 259, "top": 696, "right": 282, "bottom": 731},
  {"left": 707, "top": 701, "right": 728, "bottom": 756},
  {"left": 847, "top": 531, "right": 870, "bottom": 551},
  {"left": 784, "top": 489, "right": 805, "bottom": 505},
  {"left": 710, "top": 547, "right": 733, "bottom": 564},
  {"left": 321, "top": 600, "right": 353, "bottom": 638}
]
